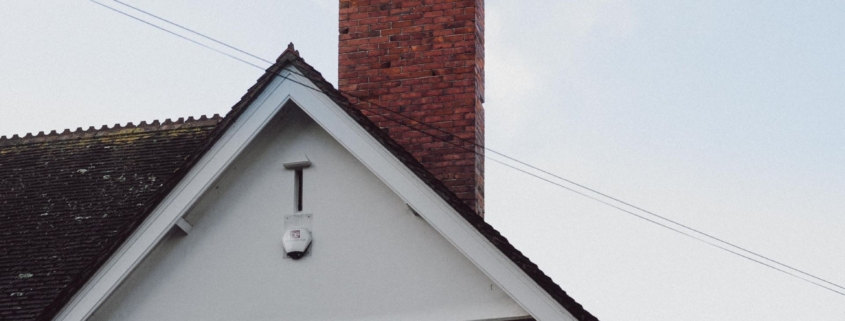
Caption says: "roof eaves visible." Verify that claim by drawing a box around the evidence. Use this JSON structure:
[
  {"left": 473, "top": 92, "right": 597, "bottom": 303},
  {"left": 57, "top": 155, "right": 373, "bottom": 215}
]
[{"left": 35, "top": 58, "right": 294, "bottom": 321}]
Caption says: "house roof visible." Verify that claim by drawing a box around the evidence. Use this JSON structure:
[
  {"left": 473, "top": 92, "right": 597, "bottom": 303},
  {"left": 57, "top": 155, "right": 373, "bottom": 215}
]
[
  {"left": 0, "top": 118, "right": 220, "bottom": 320},
  {"left": 0, "top": 45, "right": 597, "bottom": 321}
]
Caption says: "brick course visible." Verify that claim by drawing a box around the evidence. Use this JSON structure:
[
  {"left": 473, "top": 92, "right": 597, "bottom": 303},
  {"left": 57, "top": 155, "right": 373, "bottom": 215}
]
[{"left": 339, "top": 0, "right": 485, "bottom": 216}]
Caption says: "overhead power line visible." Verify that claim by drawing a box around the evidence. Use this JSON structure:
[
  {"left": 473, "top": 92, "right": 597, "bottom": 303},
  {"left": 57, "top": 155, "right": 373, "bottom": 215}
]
[
  {"left": 112, "top": 0, "right": 275, "bottom": 65},
  {"left": 251, "top": 68, "right": 845, "bottom": 297},
  {"left": 89, "top": 0, "right": 266, "bottom": 70},
  {"left": 90, "top": 0, "right": 845, "bottom": 297}
]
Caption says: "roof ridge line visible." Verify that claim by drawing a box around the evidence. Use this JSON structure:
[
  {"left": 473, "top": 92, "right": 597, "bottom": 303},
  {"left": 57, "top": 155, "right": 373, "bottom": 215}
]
[{"left": 0, "top": 114, "right": 223, "bottom": 147}]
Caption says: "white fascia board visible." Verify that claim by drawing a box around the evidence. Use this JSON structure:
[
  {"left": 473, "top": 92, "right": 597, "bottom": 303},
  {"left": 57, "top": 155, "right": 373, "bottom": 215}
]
[
  {"left": 281, "top": 70, "right": 578, "bottom": 321},
  {"left": 471, "top": 317, "right": 535, "bottom": 321},
  {"left": 53, "top": 66, "right": 577, "bottom": 321},
  {"left": 52, "top": 70, "right": 294, "bottom": 321}
]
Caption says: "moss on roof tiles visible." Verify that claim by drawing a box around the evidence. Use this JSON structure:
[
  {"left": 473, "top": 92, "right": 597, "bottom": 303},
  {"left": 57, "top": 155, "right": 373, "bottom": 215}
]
[{"left": 0, "top": 118, "right": 219, "bottom": 320}]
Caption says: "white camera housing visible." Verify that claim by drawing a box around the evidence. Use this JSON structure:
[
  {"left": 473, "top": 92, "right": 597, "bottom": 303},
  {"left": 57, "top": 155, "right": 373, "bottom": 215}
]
[
  {"left": 282, "top": 227, "right": 312, "bottom": 259},
  {"left": 283, "top": 213, "right": 312, "bottom": 259}
]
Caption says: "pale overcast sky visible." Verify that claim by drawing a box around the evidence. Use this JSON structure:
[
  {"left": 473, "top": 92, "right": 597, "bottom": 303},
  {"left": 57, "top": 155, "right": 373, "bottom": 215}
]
[{"left": 1, "top": 1, "right": 844, "bottom": 320}]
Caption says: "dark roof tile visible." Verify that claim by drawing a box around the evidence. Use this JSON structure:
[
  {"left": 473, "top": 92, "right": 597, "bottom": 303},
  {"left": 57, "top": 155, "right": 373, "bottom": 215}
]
[{"left": 0, "top": 117, "right": 220, "bottom": 320}]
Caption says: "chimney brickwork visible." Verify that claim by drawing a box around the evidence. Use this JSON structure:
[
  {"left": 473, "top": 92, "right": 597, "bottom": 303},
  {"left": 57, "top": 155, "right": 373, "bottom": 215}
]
[{"left": 338, "top": 0, "right": 485, "bottom": 216}]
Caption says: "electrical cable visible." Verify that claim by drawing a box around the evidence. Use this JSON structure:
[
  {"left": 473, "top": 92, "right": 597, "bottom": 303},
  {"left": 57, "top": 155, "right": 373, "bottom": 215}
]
[
  {"left": 277, "top": 72, "right": 845, "bottom": 296},
  {"left": 90, "top": 0, "right": 267, "bottom": 70},
  {"left": 90, "top": 0, "right": 845, "bottom": 297},
  {"left": 251, "top": 66, "right": 845, "bottom": 295},
  {"left": 348, "top": 91, "right": 845, "bottom": 292},
  {"left": 112, "top": 0, "right": 275, "bottom": 65}
]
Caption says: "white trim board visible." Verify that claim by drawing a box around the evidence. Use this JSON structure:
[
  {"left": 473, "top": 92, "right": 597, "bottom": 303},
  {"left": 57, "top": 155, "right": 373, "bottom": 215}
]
[
  {"left": 53, "top": 70, "right": 293, "bottom": 321},
  {"left": 53, "top": 66, "right": 578, "bottom": 321},
  {"left": 284, "top": 70, "right": 578, "bottom": 321}
]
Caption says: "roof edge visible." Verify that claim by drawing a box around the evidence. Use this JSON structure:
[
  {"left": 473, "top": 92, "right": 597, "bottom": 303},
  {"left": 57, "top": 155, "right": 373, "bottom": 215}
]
[
  {"left": 0, "top": 115, "right": 221, "bottom": 147},
  {"left": 39, "top": 54, "right": 295, "bottom": 321}
]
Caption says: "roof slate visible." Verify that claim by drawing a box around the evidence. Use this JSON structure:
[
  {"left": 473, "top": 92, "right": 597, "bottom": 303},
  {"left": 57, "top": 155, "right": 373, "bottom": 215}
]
[{"left": 0, "top": 117, "right": 220, "bottom": 320}]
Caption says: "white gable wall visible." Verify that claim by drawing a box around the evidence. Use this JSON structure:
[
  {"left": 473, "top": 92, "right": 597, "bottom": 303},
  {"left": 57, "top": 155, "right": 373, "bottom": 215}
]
[{"left": 89, "top": 104, "right": 528, "bottom": 321}]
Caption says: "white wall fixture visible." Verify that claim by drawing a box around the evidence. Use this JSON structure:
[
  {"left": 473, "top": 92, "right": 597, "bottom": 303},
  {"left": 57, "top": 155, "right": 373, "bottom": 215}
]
[
  {"left": 282, "top": 155, "right": 311, "bottom": 170},
  {"left": 283, "top": 213, "right": 312, "bottom": 259},
  {"left": 284, "top": 155, "right": 311, "bottom": 213},
  {"left": 174, "top": 218, "right": 193, "bottom": 235}
]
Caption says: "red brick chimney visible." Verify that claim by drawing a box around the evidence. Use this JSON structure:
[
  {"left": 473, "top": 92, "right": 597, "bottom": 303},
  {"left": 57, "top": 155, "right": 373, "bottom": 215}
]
[{"left": 338, "top": 0, "right": 485, "bottom": 217}]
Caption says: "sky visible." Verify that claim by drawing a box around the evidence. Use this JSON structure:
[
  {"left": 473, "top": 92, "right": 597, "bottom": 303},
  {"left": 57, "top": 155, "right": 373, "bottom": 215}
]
[{"left": 1, "top": 1, "right": 844, "bottom": 320}]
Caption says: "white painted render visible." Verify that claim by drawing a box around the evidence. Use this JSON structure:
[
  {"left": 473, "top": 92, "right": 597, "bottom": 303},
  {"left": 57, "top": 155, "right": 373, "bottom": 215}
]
[{"left": 88, "top": 105, "right": 529, "bottom": 321}]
